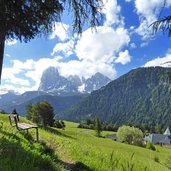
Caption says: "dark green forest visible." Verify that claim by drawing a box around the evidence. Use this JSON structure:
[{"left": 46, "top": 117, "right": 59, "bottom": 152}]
[{"left": 59, "top": 67, "right": 171, "bottom": 129}]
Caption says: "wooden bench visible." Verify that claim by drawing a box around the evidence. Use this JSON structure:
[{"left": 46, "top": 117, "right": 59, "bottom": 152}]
[{"left": 9, "top": 114, "right": 39, "bottom": 142}]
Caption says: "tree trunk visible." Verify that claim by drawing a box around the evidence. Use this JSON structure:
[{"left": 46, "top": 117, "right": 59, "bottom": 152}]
[{"left": 0, "top": 32, "right": 5, "bottom": 82}]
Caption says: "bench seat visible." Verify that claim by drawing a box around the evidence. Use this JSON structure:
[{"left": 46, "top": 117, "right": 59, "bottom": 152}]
[
  {"left": 9, "top": 114, "right": 39, "bottom": 142},
  {"left": 17, "top": 123, "right": 38, "bottom": 130}
]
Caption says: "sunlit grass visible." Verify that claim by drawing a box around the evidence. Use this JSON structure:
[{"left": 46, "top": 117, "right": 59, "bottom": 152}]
[{"left": 0, "top": 114, "right": 170, "bottom": 171}]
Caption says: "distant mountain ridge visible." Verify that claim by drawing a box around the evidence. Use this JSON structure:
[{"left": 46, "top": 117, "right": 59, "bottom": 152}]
[
  {"left": 58, "top": 67, "right": 171, "bottom": 128},
  {"left": 0, "top": 91, "right": 86, "bottom": 116},
  {"left": 38, "top": 67, "right": 111, "bottom": 95},
  {"left": 0, "top": 67, "right": 111, "bottom": 115}
]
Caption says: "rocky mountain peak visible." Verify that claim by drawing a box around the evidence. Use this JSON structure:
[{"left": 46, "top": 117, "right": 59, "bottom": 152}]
[{"left": 38, "top": 67, "right": 111, "bottom": 94}]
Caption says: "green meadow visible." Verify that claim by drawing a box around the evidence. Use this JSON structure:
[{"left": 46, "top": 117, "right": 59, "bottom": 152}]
[{"left": 0, "top": 114, "right": 170, "bottom": 171}]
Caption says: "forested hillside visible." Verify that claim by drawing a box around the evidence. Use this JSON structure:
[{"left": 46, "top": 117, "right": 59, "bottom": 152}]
[{"left": 59, "top": 67, "right": 171, "bottom": 128}]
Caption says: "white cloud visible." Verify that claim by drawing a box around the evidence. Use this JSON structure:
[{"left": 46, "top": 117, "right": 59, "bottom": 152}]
[
  {"left": 51, "top": 40, "right": 75, "bottom": 57},
  {"left": 144, "top": 53, "right": 171, "bottom": 68},
  {"left": 140, "top": 41, "right": 149, "bottom": 48},
  {"left": 1, "top": 54, "right": 117, "bottom": 94},
  {"left": 1, "top": 57, "right": 62, "bottom": 93},
  {"left": 102, "top": 0, "right": 124, "bottom": 27},
  {"left": 130, "top": 43, "right": 136, "bottom": 48},
  {"left": 49, "top": 22, "right": 69, "bottom": 41},
  {"left": 5, "top": 54, "right": 11, "bottom": 58},
  {"left": 5, "top": 39, "right": 17, "bottom": 46},
  {"left": 0, "top": 84, "right": 34, "bottom": 94},
  {"left": 134, "top": 0, "right": 171, "bottom": 40},
  {"left": 75, "top": 26, "right": 130, "bottom": 63},
  {"left": 2, "top": 68, "right": 30, "bottom": 86},
  {"left": 58, "top": 60, "right": 116, "bottom": 79},
  {"left": 115, "top": 50, "right": 132, "bottom": 65},
  {"left": 12, "top": 59, "right": 35, "bottom": 70}
]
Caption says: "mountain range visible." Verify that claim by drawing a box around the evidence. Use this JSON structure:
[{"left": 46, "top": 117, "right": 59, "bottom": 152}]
[
  {"left": 0, "top": 67, "right": 110, "bottom": 116},
  {"left": 58, "top": 67, "right": 171, "bottom": 128},
  {"left": 38, "top": 67, "right": 111, "bottom": 95}
]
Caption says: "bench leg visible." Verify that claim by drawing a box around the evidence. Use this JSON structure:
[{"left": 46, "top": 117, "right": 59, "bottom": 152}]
[{"left": 35, "top": 128, "right": 39, "bottom": 142}]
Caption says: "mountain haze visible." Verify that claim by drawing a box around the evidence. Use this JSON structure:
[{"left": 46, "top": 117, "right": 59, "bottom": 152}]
[
  {"left": 0, "top": 90, "right": 86, "bottom": 116},
  {"left": 58, "top": 67, "right": 171, "bottom": 128}
]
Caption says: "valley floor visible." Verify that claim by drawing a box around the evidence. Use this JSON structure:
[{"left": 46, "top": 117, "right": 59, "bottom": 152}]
[{"left": 0, "top": 114, "right": 170, "bottom": 171}]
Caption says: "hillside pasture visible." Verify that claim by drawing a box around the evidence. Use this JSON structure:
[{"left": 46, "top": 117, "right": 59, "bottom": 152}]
[{"left": 0, "top": 114, "right": 170, "bottom": 171}]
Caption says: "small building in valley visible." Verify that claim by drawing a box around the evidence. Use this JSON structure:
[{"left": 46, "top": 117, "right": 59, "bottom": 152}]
[{"left": 144, "top": 127, "right": 171, "bottom": 148}]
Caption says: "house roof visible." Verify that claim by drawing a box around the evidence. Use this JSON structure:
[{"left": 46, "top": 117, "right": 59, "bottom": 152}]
[
  {"left": 164, "top": 127, "right": 171, "bottom": 136},
  {"left": 144, "top": 134, "right": 171, "bottom": 144},
  {"left": 159, "top": 136, "right": 171, "bottom": 144}
]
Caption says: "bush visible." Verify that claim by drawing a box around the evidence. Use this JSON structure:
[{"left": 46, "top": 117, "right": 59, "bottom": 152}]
[
  {"left": 146, "top": 141, "right": 156, "bottom": 151},
  {"left": 53, "top": 120, "right": 65, "bottom": 129},
  {"left": 26, "top": 101, "right": 54, "bottom": 128},
  {"left": 117, "top": 125, "right": 143, "bottom": 145}
]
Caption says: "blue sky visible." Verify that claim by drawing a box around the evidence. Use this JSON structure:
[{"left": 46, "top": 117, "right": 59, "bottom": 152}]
[{"left": 1, "top": 0, "right": 171, "bottom": 94}]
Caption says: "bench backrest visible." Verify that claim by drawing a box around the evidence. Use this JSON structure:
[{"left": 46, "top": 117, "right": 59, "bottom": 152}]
[{"left": 8, "top": 114, "right": 20, "bottom": 130}]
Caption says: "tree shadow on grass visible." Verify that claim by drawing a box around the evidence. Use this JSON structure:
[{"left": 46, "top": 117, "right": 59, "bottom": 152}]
[
  {"left": 0, "top": 128, "right": 93, "bottom": 171},
  {"left": 60, "top": 161, "right": 93, "bottom": 171},
  {"left": 46, "top": 127, "right": 77, "bottom": 140},
  {"left": 0, "top": 126, "right": 36, "bottom": 144},
  {"left": 0, "top": 127, "right": 21, "bottom": 141},
  {"left": 0, "top": 136, "right": 61, "bottom": 171}
]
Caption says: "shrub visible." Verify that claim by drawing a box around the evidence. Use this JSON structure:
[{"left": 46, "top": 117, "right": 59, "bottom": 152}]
[
  {"left": 26, "top": 101, "right": 54, "bottom": 128},
  {"left": 53, "top": 120, "right": 65, "bottom": 129},
  {"left": 117, "top": 125, "right": 143, "bottom": 145},
  {"left": 146, "top": 141, "right": 156, "bottom": 151}
]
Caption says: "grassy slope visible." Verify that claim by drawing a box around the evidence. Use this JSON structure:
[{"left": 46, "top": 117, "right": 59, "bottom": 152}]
[{"left": 0, "top": 114, "right": 170, "bottom": 171}]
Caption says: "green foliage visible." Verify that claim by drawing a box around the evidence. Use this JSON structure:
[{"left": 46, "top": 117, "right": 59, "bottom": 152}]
[
  {"left": 117, "top": 125, "right": 143, "bottom": 145},
  {"left": 26, "top": 101, "right": 54, "bottom": 127},
  {"left": 146, "top": 141, "right": 156, "bottom": 151},
  {"left": 155, "top": 124, "right": 163, "bottom": 134},
  {"left": 95, "top": 117, "right": 102, "bottom": 137},
  {"left": 2, "top": 0, "right": 102, "bottom": 41},
  {"left": 59, "top": 67, "right": 171, "bottom": 128},
  {"left": 78, "top": 118, "right": 119, "bottom": 132},
  {"left": 53, "top": 120, "right": 65, "bottom": 129}
]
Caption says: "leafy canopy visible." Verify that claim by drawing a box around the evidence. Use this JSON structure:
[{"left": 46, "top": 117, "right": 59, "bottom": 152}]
[
  {"left": 117, "top": 125, "right": 143, "bottom": 145},
  {"left": 1, "top": 0, "right": 103, "bottom": 42},
  {"left": 26, "top": 101, "right": 54, "bottom": 127}
]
